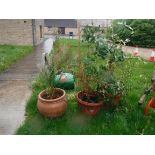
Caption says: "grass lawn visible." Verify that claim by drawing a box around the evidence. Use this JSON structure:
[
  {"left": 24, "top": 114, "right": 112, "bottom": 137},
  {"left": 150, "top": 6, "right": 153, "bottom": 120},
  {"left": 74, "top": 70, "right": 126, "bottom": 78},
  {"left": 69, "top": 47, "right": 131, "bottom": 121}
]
[
  {"left": 16, "top": 39, "right": 155, "bottom": 135},
  {"left": 0, "top": 45, "right": 33, "bottom": 73}
]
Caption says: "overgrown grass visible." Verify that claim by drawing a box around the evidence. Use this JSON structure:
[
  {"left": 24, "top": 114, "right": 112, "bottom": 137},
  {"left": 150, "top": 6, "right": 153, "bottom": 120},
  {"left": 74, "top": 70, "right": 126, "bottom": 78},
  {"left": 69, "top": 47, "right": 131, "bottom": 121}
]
[
  {"left": 0, "top": 45, "right": 33, "bottom": 73},
  {"left": 16, "top": 39, "right": 155, "bottom": 135}
]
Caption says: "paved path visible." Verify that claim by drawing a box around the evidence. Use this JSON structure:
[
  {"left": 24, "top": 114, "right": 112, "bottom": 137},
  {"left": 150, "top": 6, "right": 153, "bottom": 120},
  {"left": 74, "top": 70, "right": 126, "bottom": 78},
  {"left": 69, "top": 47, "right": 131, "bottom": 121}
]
[
  {"left": 122, "top": 46, "right": 153, "bottom": 61},
  {"left": 0, "top": 38, "right": 54, "bottom": 135}
]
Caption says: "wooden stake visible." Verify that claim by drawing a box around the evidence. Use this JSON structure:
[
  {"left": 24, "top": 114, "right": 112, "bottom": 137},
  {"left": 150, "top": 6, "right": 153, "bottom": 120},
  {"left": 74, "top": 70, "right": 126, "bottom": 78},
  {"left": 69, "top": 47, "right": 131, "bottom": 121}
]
[{"left": 77, "top": 20, "right": 81, "bottom": 66}]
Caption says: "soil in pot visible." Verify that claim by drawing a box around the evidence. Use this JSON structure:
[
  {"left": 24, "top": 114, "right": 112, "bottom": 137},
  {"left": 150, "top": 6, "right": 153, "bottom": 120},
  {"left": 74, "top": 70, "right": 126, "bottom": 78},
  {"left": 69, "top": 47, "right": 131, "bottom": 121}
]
[
  {"left": 42, "top": 89, "right": 63, "bottom": 100},
  {"left": 77, "top": 91, "right": 104, "bottom": 116},
  {"left": 80, "top": 93, "right": 101, "bottom": 103}
]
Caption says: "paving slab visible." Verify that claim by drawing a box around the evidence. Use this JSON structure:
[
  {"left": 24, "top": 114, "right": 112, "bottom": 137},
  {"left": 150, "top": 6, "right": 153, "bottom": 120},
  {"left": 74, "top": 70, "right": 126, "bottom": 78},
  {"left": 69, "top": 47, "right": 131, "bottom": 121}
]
[
  {"left": 0, "top": 38, "right": 54, "bottom": 134},
  {"left": 0, "top": 81, "right": 31, "bottom": 134}
]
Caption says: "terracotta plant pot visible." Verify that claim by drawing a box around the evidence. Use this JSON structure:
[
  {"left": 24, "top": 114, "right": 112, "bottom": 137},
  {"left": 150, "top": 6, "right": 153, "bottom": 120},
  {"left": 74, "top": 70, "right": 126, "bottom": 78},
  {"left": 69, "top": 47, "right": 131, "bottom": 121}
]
[
  {"left": 113, "top": 95, "right": 121, "bottom": 105},
  {"left": 37, "top": 88, "right": 68, "bottom": 118},
  {"left": 76, "top": 91, "right": 103, "bottom": 116},
  {"left": 104, "top": 94, "right": 122, "bottom": 110}
]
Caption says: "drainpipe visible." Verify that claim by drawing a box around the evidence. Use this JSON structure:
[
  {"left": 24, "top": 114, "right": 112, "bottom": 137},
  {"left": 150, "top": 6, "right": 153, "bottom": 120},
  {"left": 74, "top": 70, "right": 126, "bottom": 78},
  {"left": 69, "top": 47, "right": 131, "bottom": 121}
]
[{"left": 32, "top": 19, "right": 35, "bottom": 46}]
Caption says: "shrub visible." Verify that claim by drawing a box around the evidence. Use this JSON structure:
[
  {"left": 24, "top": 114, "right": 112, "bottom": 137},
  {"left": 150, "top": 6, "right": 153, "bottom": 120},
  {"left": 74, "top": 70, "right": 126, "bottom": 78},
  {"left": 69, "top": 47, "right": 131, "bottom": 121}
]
[
  {"left": 106, "top": 19, "right": 155, "bottom": 48},
  {"left": 81, "top": 24, "right": 101, "bottom": 47}
]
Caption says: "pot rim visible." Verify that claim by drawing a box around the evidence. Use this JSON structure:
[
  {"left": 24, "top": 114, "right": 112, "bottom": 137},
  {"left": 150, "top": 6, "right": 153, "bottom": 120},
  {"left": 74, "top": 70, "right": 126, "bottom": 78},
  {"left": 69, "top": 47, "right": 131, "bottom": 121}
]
[
  {"left": 38, "top": 88, "right": 66, "bottom": 102},
  {"left": 76, "top": 91, "right": 103, "bottom": 106}
]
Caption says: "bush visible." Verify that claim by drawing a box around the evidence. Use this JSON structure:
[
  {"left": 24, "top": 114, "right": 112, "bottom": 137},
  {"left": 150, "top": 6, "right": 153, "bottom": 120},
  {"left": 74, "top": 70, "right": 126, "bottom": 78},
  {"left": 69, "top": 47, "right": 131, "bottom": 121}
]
[
  {"left": 106, "top": 19, "right": 155, "bottom": 48},
  {"left": 82, "top": 24, "right": 101, "bottom": 46}
]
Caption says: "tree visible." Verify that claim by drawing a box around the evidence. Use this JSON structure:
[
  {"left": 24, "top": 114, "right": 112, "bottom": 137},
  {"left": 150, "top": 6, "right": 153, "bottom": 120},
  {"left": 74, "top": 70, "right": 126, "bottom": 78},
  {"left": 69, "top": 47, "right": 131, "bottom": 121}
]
[{"left": 106, "top": 19, "right": 155, "bottom": 48}]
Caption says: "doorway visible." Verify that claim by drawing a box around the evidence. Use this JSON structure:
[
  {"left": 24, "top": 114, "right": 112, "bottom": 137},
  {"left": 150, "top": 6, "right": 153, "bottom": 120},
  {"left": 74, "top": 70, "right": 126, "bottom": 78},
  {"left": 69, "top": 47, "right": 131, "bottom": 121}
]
[{"left": 58, "top": 27, "right": 65, "bottom": 35}]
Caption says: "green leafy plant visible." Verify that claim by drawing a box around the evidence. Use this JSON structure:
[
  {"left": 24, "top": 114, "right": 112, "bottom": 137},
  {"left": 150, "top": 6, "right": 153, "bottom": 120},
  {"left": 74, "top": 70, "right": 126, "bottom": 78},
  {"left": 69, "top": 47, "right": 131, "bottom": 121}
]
[
  {"left": 41, "top": 38, "right": 73, "bottom": 99},
  {"left": 78, "top": 53, "right": 105, "bottom": 92},
  {"left": 40, "top": 46, "right": 59, "bottom": 99},
  {"left": 94, "top": 23, "right": 133, "bottom": 108},
  {"left": 82, "top": 24, "right": 101, "bottom": 49},
  {"left": 95, "top": 37, "right": 124, "bottom": 62},
  {"left": 106, "top": 19, "right": 155, "bottom": 48}
]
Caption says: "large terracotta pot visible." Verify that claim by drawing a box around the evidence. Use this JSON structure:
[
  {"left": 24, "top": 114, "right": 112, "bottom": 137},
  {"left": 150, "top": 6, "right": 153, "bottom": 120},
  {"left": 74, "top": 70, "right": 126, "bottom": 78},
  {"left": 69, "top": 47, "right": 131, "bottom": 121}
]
[
  {"left": 37, "top": 88, "right": 67, "bottom": 118},
  {"left": 76, "top": 91, "right": 103, "bottom": 116}
]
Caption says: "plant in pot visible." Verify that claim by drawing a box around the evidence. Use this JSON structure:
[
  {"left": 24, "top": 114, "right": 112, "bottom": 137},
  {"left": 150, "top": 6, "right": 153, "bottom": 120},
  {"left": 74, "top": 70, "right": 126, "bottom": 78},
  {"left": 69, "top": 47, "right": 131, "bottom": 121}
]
[
  {"left": 97, "top": 73, "right": 124, "bottom": 110},
  {"left": 76, "top": 53, "right": 105, "bottom": 116},
  {"left": 96, "top": 42, "right": 125, "bottom": 109},
  {"left": 95, "top": 22, "right": 133, "bottom": 110},
  {"left": 37, "top": 39, "right": 68, "bottom": 118}
]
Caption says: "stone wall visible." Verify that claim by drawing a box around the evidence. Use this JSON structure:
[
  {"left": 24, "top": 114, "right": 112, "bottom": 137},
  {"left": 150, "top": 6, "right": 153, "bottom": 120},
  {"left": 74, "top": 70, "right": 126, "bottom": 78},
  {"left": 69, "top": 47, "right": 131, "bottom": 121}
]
[
  {"left": 65, "top": 28, "right": 78, "bottom": 36},
  {"left": 0, "top": 19, "right": 33, "bottom": 45},
  {"left": 44, "top": 27, "right": 58, "bottom": 35},
  {"left": 0, "top": 19, "right": 44, "bottom": 46}
]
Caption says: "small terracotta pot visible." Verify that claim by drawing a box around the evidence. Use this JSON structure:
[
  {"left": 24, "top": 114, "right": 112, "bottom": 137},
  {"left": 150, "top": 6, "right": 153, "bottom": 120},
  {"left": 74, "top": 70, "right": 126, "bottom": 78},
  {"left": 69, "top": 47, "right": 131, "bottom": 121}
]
[
  {"left": 76, "top": 91, "right": 103, "bottom": 116},
  {"left": 105, "top": 93, "right": 121, "bottom": 105},
  {"left": 114, "top": 95, "right": 121, "bottom": 105},
  {"left": 37, "top": 88, "right": 67, "bottom": 118}
]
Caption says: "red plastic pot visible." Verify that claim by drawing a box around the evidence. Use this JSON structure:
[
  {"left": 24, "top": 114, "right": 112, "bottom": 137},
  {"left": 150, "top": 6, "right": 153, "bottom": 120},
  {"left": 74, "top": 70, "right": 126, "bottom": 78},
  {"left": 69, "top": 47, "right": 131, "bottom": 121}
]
[{"left": 76, "top": 91, "right": 104, "bottom": 116}]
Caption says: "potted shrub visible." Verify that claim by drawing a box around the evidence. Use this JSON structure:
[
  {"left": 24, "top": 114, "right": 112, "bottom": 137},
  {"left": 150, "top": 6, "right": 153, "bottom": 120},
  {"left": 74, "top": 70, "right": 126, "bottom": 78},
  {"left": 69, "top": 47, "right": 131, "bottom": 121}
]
[
  {"left": 94, "top": 22, "right": 134, "bottom": 110},
  {"left": 76, "top": 54, "right": 105, "bottom": 116},
  {"left": 76, "top": 22, "right": 132, "bottom": 115},
  {"left": 37, "top": 39, "right": 68, "bottom": 118},
  {"left": 95, "top": 40, "right": 124, "bottom": 110},
  {"left": 97, "top": 76, "right": 123, "bottom": 110},
  {"left": 37, "top": 67, "right": 68, "bottom": 118}
]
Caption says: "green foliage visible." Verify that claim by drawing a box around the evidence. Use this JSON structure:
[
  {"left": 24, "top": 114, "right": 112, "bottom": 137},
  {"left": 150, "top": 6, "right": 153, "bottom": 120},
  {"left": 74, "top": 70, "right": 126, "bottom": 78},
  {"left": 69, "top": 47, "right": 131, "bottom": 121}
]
[
  {"left": 93, "top": 26, "right": 127, "bottom": 107},
  {"left": 106, "top": 19, "right": 155, "bottom": 48},
  {"left": 42, "top": 37, "right": 78, "bottom": 99},
  {"left": 95, "top": 37, "right": 109, "bottom": 59},
  {"left": 80, "top": 23, "right": 129, "bottom": 109},
  {"left": 78, "top": 53, "right": 106, "bottom": 92},
  {"left": 82, "top": 24, "right": 101, "bottom": 46},
  {"left": 95, "top": 38, "right": 124, "bottom": 62}
]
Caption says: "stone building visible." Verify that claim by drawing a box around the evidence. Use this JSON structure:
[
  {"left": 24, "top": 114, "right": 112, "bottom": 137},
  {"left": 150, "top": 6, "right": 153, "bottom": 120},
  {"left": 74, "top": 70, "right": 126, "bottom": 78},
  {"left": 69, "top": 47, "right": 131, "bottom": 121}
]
[
  {"left": 44, "top": 19, "right": 78, "bottom": 36},
  {"left": 44, "top": 19, "right": 112, "bottom": 37},
  {"left": 0, "top": 19, "right": 44, "bottom": 46}
]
